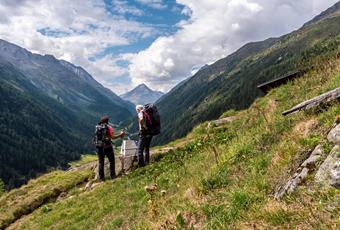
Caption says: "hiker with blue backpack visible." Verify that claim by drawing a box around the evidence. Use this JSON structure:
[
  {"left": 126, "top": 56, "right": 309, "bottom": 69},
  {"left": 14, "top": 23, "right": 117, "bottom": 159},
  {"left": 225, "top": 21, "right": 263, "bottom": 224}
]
[
  {"left": 93, "top": 116, "right": 125, "bottom": 181},
  {"left": 135, "top": 104, "right": 161, "bottom": 167}
]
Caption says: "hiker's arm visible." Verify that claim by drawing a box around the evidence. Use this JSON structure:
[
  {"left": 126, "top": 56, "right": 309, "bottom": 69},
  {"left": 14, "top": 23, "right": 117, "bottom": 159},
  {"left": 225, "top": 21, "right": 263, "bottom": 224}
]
[
  {"left": 111, "top": 130, "right": 125, "bottom": 140},
  {"left": 139, "top": 117, "right": 147, "bottom": 130}
]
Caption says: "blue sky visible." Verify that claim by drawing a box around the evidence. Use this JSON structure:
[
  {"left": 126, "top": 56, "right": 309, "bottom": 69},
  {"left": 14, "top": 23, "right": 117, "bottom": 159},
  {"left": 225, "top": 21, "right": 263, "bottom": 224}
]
[
  {"left": 0, "top": 0, "right": 338, "bottom": 94},
  {"left": 101, "top": 0, "right": 187, "bottom": 56}
]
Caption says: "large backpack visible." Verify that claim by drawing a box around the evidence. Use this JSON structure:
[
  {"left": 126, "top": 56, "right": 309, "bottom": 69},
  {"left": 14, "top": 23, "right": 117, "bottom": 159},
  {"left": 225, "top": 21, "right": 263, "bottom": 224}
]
[
  {"left": 93, "top": 124, "right": 111, "bottom": 147},
  {"left": 143, "top": 103, "right": 161, "bottom": 136}
]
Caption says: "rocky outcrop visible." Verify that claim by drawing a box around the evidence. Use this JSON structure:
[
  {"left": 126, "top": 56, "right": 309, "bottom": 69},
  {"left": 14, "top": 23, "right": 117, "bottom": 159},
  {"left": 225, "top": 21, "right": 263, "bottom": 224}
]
[
  {"left": 314, "top": 123, "right": 340, "bottom": 188},
  {"left": 315, "top": 145, "right": 340, "bottom": 188},
  {"left": 301, "top": 144, "right": 324, "bottom": 168},
  {"left": 327, "top": 123, "right": 340, "bottom": 145},
  {"left": 275, "top": 122, "right": 340, "bottom": 199},
  {"left": 275, "top": 144, "right": 324, "bottom": 199}
]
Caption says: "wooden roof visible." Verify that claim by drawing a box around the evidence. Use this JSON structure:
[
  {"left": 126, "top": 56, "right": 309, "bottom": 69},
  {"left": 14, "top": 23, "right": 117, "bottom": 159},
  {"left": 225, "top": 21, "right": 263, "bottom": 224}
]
[{"left": 257, "top": 70, "right": 305, "bottom": 93}]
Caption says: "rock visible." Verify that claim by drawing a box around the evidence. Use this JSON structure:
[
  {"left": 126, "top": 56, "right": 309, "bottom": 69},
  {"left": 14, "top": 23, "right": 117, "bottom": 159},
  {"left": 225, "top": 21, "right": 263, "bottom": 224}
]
[
  {"left": 91, "top": 182, "right": 100, "bottom": 189},
  {"left": 301, "top": 144, "right": 324, "bottom": 168},
  {"left": 315, "top": 145, "right": 340, "bottom": 187},
  {"left": 85, "top": 181, "right": 93, "bottom": 191},
  {"left": 327, "top": 123, "right": 340, "bottom": 145},
  {"left": 212, "top": 116, "right": 237, "bottom": 126},
  {"left": 330, "top": 160, "right": 340, "bottom": 188},
  {"left": 275, "top": 167, "right": 309, "bottom": 199}
]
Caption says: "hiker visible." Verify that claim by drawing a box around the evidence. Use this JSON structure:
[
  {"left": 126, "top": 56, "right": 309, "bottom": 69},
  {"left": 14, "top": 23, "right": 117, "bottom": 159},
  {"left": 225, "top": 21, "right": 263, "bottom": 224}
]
[
  {"left": 136, "top": 104, "right": 161, "bottom": 167},
  {"left": 93, "top": 116, "right": 125, "bottom": 181}
]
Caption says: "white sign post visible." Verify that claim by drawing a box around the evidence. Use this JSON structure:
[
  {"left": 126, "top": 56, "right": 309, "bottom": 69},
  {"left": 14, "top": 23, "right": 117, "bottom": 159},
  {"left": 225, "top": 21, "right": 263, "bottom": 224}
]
[{"left": 120, "top": 140, "right": 138, "bottom": 173}]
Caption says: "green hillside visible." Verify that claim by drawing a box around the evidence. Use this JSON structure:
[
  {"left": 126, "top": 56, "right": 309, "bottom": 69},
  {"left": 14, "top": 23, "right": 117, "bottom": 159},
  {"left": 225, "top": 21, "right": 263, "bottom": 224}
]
[
  {"left": 0, "top": 40, "right": 134, "bottom": 189},
  {"left": 154, "top": 10, "right": 340, "bottom": 145},
  {"left": 1, "top": 46, "right": 339, "bottom": 229},
  {"left": 0, "top": 61, "right": 89, "bottom": 188}
]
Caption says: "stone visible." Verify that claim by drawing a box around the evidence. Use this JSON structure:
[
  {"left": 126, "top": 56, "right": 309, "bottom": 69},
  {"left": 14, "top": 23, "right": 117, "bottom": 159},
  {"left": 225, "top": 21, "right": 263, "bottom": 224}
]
[
  {"left": 315, "top": 145, "right": 340, "bottom": 187},
  {"left": 275, "top": 167, "right": 309, "bottom": 199},
  {"left": 301, "top": 144, "right": 324, "bottom": 168},
  {"left": 327, "top": 124, "right": 340, "bottom": 145},
  {"left": 85, "top": 181, "right": 93, "bottom": 191},
  {"left": 330, "top": 161, "right": 340, "bottom": 188},
  {"left": 91, "top": 183, "right": 100, "bottom": 189}
]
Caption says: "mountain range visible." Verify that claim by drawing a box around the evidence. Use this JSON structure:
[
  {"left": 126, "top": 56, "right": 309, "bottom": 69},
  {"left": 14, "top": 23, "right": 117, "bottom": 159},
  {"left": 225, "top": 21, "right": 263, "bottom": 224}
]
[
  {"left": 1, "top": 2, "right": 340, "bottom": 229},
  {"left": 1, "top": 1, "right": 340, "bottom": 188},
  {"left": 153, "top": 2, "right": 340, "bottom": 145},
  {"left": 120, "top": 83, "right": 164, "bottom": 105},
  {"left": 0, "top": 40, "right": 133, "bottom": 188}
]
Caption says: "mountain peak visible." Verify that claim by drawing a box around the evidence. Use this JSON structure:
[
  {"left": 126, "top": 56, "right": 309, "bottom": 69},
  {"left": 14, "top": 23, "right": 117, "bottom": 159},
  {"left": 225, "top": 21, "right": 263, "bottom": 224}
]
[
  {"left": 136, "top": 83, "right": 150, "bottom": 90},
  {"left": 120, "top": 83, "right": 164, "bottom": 105}
]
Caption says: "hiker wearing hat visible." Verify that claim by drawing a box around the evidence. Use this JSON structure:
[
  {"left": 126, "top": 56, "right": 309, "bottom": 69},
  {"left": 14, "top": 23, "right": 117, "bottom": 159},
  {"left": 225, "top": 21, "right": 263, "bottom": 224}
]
[{"left": 93, "top": 116, "right": 125, "bottom": 181}]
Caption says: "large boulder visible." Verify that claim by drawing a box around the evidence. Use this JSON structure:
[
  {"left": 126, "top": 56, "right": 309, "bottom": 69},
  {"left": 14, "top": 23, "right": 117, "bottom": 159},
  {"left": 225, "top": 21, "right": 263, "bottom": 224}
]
[
  {"left": 315, "top": 145, "right": 340, "bottom": 188},
  {"left": 330, "top": 160, "right": 340, "bottom": 188},
  {"left": 327, "top": 123, "right": 340, "bottom": 145}
]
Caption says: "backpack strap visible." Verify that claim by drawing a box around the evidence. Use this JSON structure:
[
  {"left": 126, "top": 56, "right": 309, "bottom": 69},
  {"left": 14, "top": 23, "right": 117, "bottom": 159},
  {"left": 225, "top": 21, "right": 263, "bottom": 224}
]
[{"left": 143, "top": 111, "right": 152, "bottom": 125}]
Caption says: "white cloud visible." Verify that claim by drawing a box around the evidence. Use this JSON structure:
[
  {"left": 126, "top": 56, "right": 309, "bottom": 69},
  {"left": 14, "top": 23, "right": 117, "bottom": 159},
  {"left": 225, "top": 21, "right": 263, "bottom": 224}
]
[
  {"left": 112, "top": 0, "right": 144, "bottom": 16},
  {"left": 0, "top": 0, "right": 338, "bottom": 95},
  {"left": 0, "top": 0, "right": 153, "bottom": 94},
  {"left": 127, "top": 0, "right": 339, "bottom": 92},
  {"left": 135, "top": 0, "right": 167, "bottom": 10}
]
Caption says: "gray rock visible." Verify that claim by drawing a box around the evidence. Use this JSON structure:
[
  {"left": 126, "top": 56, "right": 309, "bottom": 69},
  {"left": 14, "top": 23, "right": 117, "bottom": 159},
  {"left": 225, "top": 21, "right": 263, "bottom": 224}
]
[
  {"left": 327, "top": 124, "right": 340, "bottom": 145},
  {"left": 330, "top": 160, "right": 340, "bottom": 188},
  {"left": 301, "top": 144, "right": 324, "bottom": 168},
  {"left": 315, "top": 145, "right": 340, "bottom": 187},
  {"left": 275, "top": 167, "right": 309, "bottom": 199}
]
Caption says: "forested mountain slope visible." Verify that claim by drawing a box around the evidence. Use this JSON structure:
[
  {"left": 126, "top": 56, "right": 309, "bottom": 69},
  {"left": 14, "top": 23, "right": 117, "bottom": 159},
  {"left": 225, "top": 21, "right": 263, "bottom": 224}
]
[
  {"left": 0, "top": 40, "right": 133, "bottom": 122},
  {"left": 0, "top": 40, "right": 133, "bottom": 188},
  {"left": 154, "top": 3, "right": 340, "bottom": 145},
  {"left": 2, "top": 40, "right": 339, "bottom": 230}
]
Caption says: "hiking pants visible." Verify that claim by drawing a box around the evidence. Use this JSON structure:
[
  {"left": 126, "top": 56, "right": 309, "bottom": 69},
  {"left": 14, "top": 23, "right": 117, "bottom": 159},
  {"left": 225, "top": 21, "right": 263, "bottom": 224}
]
[
  {"left": 137, "top": 134, "right": 153, "bottom": 167},
  {"left": 97, "top": 145, "right": 116, "bottom": 180}
]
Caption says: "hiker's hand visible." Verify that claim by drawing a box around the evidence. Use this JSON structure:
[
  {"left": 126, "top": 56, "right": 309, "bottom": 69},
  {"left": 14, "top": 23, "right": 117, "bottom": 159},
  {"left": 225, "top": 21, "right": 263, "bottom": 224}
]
[{"left": 120, "top": 130, "right": 125, "bottom": 138}]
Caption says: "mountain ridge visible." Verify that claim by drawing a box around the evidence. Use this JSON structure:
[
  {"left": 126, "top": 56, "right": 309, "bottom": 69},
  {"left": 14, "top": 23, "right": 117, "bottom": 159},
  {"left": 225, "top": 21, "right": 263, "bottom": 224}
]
[
  {"left": 0, "top": 39, "right": 134, "bottom": 188},
  {"left": 0, "top": 39, "right": 133, "bottom": 121},
  {"left": 153, "top": 3, "right": 340, "bottom": 145},
  {"left": 303, "top": 1, "right": 340, "bottom": 27}
]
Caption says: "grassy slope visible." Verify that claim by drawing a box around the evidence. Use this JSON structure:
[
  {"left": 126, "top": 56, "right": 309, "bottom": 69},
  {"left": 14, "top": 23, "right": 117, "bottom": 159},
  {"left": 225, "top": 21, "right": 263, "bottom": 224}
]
[
  {"left": 3, "top": 42, "right": 340, "bottom": 229},
  {"left": 154, "top": 16, "right": 340, "bottom": 146}
]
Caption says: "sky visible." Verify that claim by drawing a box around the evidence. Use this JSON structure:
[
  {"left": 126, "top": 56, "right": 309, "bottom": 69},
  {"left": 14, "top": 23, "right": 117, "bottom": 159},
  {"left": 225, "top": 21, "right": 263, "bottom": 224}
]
[{"left": 0, "top": 0, "right": 338, "bottom": 95}]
